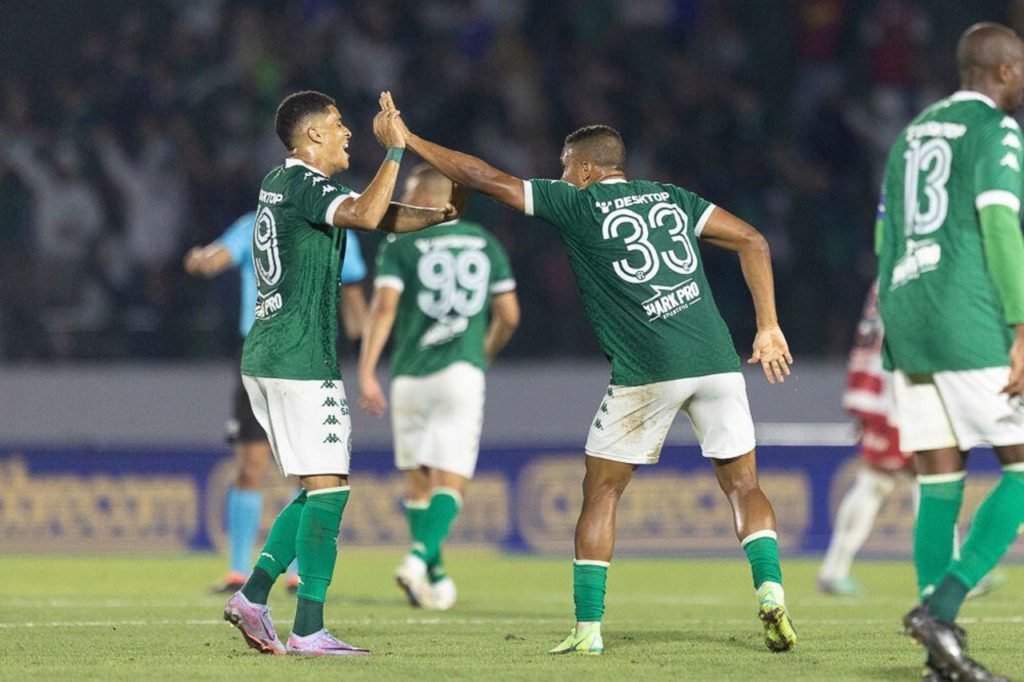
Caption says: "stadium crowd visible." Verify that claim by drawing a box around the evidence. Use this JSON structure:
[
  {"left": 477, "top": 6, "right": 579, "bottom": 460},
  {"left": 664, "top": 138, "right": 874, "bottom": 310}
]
[{"left": 0, "top": 0, "right": 1013, "bottom": 360}]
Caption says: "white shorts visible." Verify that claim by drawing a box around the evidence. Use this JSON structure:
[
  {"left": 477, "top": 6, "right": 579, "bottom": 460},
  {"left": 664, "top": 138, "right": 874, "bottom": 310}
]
[
  {"left": 241, "top": 375, "right": 352, "bottom": 477},
  {"left": 585, "top": 371, "right": 756, "bottom": 465},
  {"left": 390, "top": 362, "right": 485, "bottom": 479},
  {"left": 893, "top": 368, "right": 1024, "bottom": 451}
]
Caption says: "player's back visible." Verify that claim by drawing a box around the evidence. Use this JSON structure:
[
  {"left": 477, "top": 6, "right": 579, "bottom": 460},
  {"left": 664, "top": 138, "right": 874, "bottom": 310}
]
[
  {"left": 375, "top": 220, "right": 514, "bottom": 378},
  {"left": 525, "top": 177, "right": 739, "bottom": 386},
  {"left": 877, "top": 91, "right": 1024, "bottom": 373}
]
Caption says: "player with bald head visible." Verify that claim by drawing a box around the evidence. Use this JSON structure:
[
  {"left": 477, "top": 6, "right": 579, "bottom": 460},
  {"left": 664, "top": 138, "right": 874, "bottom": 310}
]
[
  {"left": 876, "top": 22, "right": 1024, "bottom": 681},
  {"left": 378, "top": 94, "right": 796, "bottom": 654}
]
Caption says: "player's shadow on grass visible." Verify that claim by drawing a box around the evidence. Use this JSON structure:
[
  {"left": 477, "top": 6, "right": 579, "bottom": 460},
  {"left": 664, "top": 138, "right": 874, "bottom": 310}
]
[
  {"left": 863, "top": 665, "right": 922, "bottom": 680},
  {"left": 610, "top": 630, "right": 755, "bottom": 653}
]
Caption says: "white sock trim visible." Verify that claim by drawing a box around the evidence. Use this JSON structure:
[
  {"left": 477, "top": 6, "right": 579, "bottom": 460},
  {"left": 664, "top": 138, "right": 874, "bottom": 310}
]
[
  {"left": 917, "top": 471, "right": 967, "bottom": 485},
  {"left": 403, "top": 499, "right": 430, "bottom": 510},
  {"left": 573, "top": 559, "right": 611, "bottom": 567},
  {"left": 740, "top": 529, "right": 777, "bottom": 547},
  {"left": 431, "top": 487, "right": 464, "bottom": 508},
  {"left": 307, "top": 485, "right": 351, "bottom": 496},
  {"left": 1003, "top": 462, "right": 1024, "bottom": 473}
]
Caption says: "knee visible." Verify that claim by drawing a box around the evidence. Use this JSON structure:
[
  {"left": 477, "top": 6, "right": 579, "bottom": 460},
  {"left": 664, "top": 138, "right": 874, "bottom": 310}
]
[
  {"left": 584, "top": 475, "right": 630, "bottom": 502},
  {"left": 720, "top": 472, "right": 760, "bottom": 497}
]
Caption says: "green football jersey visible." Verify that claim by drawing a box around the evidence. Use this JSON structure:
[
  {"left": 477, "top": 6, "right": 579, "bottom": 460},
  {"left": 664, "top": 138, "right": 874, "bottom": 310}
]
[
  {"left": 524, "top": 177, "right": 740, "bottom": 385},
  {"left": 877, "top": 91, "right": 1024, "bottom": 373},
  {"left": 374, "top": 220, "right": 515, "bottom": 378},
  {"left": 241, "top": 158, "right": 357, "bottom": 380}
]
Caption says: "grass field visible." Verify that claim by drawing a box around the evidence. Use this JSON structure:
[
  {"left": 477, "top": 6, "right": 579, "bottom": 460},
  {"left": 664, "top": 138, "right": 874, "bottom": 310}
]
[{"left": 1, "top": 550, "right": 1021, "bottom": 681}]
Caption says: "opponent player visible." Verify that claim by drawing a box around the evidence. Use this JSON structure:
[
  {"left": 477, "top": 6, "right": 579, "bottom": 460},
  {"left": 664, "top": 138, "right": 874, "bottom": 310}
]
[
  {"left": 877, "top": 23, "right": 1024, "bottom": 680},
  {"left": 184, "top": 215, "right": 368, "bottom": 594},
  {"left": 383, "top": 94, "right": 797, "bottom": 654},
  {"left": 223, "top": 91, "right": 457, "bottom": 656},
  {"left": 357, "top": 164, "right": 520, "bottom": 610},
  {"left": 818, "top": 280, "right": 914, "bottom": 596}
]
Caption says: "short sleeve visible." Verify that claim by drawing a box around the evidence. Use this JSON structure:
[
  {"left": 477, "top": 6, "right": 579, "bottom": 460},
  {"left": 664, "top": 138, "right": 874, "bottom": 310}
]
[
  {"left": 373, "top": 234, "right": 406, "bottom": 292},
  {"left": 486, "top": 235, "right": 516, "bottom": 294},
  {"left": 523, "top": 179, "right": 584, "bottom": 227},
  {"left": 339, "top": 231, "right": 367, "bottom": 284},
  {"left": 293, "top": 172, "right": 359, "bottom": 226},
  {"left": 974, "top": 117, "right": 1024, "bottom": 213},
  {"left": 216, "top": 212, "right": 255, "bottom": 266},
  {"left": 670, "top": 186, "right": 716, "bottom": 237}
]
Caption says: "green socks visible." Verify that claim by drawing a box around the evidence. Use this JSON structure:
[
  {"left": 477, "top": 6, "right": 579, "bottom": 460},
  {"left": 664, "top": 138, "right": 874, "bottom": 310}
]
[
  {"left": 405, "top": 499, "right": 445, "bottom": 582},
  {"left": 741, "top": 531, "right": 783, "bottom": 589},
  {"left": 929, "top": 467, "right": 1024, "bottom": 622},
  {"left": 243, "top": 490, "right": 307, "bottom": 604},
  {"left": 293, "top": 487, "right": 349, "bottom": 636},
  {"left": 914, "top": 473, "right": 965, "bottom": 599},
  {"left": 573, "top": 560, "right": 609, "bottom": 623},
  {"left": 411, "top": 489, "right": 461, "bottom": 567}
]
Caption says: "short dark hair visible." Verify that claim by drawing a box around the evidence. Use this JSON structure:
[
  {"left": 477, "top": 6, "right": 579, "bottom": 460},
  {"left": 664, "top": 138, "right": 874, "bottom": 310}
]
[
  {"left": 274, "top": 91, "right": 336, "bottom": 149},
  {"left": 563, "top": 125, "right": 625, "bottom": 170}
]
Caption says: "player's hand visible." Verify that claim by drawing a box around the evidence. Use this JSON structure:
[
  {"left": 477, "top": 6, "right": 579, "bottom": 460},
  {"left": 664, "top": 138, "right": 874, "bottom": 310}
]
[
  {"left": 183, "top": 247, "right": 205, "bottom": 276},
  {"left": 1002, "top": 328, "right": 1024, "bottom": 398},
  {"left": 749, "top": 324, "right": 793, "bottom": 384},
  {"left": 359, "top": 374, "right": 388, "bottom": 417},
  {"left": 373, "top": 91, "right": 407, "bottom": 149}
]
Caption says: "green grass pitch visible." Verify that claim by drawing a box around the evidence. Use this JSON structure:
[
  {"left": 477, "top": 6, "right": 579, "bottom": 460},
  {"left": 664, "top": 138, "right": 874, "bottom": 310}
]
[{"left": 1, "top": 550, "right": 1021, "bottom": 680}]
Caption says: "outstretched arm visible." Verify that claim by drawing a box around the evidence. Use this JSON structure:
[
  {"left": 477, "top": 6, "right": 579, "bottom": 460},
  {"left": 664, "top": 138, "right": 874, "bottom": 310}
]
[
  {"left": 377, "top": 202, "right": 454, "bottom": 233},
  {"left": 700, "top": 207, "right": 793, "bottom": 384},
  {"left": 183, "top": 244, "right": 235, "bottom": 277}
]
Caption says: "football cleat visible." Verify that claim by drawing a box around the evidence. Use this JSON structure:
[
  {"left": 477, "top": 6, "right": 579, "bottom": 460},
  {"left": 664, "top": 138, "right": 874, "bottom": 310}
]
[
  {"left": 549, "top": 623, "right": 604, "bottom": 655},
  {"left": 395, "top": 554, "right": 436, "bottom": 609},
  {"left": 286, "top": 629, "right": 372, "bottom": 656},
  {"left": 817, "top": 576, "right": 861, "bottom": 597},
  {"left": 757, "top": 582, "right": 797, "bottom": 652},
  {"left": 210, "top": 571, "right": 247, "bottom": 595},
  {"left": 223, "top": 591, "right": 286, "bottom": 655},
  {"left": 431, "top": 576, "right": 457, "bottom": 611},
  {"left": 903, "top": 606, "right": 1007, "bottom": 681}
]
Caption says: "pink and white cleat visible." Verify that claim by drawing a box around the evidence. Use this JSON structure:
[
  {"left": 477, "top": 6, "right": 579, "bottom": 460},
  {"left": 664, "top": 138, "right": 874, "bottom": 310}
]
[
  {"left": 223, "top": 591, "right": 286, "bottom": 655},
  {"left": 286, "top": 629, "right": 372, "bottom": 656}
]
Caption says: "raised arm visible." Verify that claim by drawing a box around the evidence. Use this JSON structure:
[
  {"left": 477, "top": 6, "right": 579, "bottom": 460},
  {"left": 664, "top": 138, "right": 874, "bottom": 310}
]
[
  {"left": 700, "top": 207, "right": 793, "bottom": 384},
  {"left": 484, "top": 292, "right": 520, "bottom": 363},
  {"left": 357, "top": 285, "right": 400, "bottom": 416},
  {"left": 377, "top": 202, "right": 454, "bottom": 233},
  {"left": 183, "top": 244, "right": 236, "bottom": 278}
]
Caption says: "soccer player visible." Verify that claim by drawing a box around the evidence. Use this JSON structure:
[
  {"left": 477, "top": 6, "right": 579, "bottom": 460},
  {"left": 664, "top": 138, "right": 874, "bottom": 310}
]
[
  {"left": 876, "top": 23, "right": 1024, "bottom": 680},
  {"left": 818, "top": 280, "right": 914, "bottom": 596},
  {"left": 222, "top": 90, "right": 458, "bottom": 657},
  {"left": 357, "top": 163, "right": 520, "bottom": 610},
  {"left": 381, "top": 94, "right": 797, "bottom": 654},
  {"left": 184, "top": 216, "right": 369, "bottom": 595}
]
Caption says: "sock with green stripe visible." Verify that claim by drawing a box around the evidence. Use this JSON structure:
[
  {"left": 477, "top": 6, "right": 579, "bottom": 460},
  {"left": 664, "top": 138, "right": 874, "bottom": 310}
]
[
  {"left": 573, "top": 560, "right": 608, "bottom": 624},
  {"left": 914, "top": 473, "right": 965, "bottom": 600},
  {"left": 404, "top": 499, "right": 447, "bottom": 581},
  {"left": 741, "top": 530, "right": 783, "bottom": 589},
  {"left": 929, "top": 466, "right": 1024, "bottom": 622},
  {"left": 412, "top": 488, "right": 460, "bottom": 567},
  {"left": 242, "top": 490, "right": 307, "bottom": 604},
  {"left": 293, "top": 487, "right": 349, "bottom": 636}
]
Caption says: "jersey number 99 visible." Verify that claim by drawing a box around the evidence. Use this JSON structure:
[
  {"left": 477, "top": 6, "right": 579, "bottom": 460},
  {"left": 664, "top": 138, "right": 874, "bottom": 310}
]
[{"left": 417, "top": 250, "right": 491, "bottom": 319}]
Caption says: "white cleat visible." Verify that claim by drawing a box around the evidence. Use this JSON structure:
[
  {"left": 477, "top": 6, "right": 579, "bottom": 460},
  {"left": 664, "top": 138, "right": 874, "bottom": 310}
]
[
  {"left": 430, "top": 577, "right": 457, "bottom": 611},
  {"left": 395, "top": 554, "right": 437, "bottom": 609}
]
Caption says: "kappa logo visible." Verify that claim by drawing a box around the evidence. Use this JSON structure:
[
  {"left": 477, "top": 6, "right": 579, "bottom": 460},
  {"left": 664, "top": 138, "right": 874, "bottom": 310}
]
[
  {"left": 323, "top": 415, "right": 341, "bottom": 425},
  {"left": 600, "top": 403, "right": 609, "bottom": 414},
  {"left": 311, "top": 176, "right": 326, "bottom": 185},
  {"left": 321, "top": 380, "right": 336, "bottom": 389},
  {"left": 322, "top": 397, "right": 339, "bottom": 407},
  {"left": 594, "top": 419, "right": 604, "bottom": 430},
  {"left": 324, "top": 433, "right": 341, "bottom": 444},
  {"left": 322, "top": 184, "right": 337, "bottom": 195}
]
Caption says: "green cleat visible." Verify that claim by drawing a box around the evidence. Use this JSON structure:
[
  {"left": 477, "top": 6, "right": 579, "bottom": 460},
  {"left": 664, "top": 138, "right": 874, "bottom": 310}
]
[
  {"left": 549, "top": 623, "right": 604, "bottom": 655},
  {"left": 757, "top": 582, "right": 797, "bottom": 652}
]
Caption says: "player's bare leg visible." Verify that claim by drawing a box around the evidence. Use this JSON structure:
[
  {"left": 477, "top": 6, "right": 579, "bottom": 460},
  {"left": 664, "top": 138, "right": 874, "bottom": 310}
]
[
  {"left": 216, "top": 441, "right": 273, "bottom": 594},
  {"left": 713, "top": 450, "right": 796, "bottom": 652},
  {"left": 551, "top": 456, "right": 635, "bottom": 655}
]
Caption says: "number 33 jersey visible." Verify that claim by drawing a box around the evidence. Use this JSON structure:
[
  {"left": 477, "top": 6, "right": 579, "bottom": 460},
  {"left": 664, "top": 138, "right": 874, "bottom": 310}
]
[
  {"left": 241, "top": 158, "right": 358, "bottom": 381},
  {"left": 374, "top": 220, "right": 516, "bottom": 379},
  {"left": 876, "top": 91, "right": 1024, "bottom": 373},
  {"left": 524, "top": 177, "right": 739, "bottom": 386}
]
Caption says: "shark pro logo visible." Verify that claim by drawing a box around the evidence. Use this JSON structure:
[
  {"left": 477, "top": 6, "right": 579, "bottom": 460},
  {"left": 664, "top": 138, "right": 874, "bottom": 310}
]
[{"left": 642, "top": 279, "right": 702, "bottom": 322}]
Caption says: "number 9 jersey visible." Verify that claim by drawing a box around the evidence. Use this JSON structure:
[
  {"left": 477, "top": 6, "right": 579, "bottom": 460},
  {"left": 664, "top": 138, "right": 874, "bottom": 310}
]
[
  {"left": 523, "top": 177, "right": 739, "bottom": 386},
  {"left": 876, "top": 91, "right": 1024, "bottom": 373},
  {"left": 374, "top": 220, "right": 516, "bottom": 379}
]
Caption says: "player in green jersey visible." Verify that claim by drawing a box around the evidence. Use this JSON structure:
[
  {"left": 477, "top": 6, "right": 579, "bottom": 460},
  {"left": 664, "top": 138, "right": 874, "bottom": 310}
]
[
  {"left": 357, "top": 164, "right": 520, "bottom": 610},
  {"left": 377, "top": 94, "right": 796, "bottom": 654},
  {"left": 876, "top": 23, "right": 1024, "bottom": 681},
  {"left": 223, "top": 91, "right": 459, "bottom": 657}
]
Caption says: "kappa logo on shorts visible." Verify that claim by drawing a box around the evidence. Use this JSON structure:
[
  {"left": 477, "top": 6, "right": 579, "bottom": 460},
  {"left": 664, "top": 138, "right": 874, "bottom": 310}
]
[
  {"left": 594, "top": 419, "right": 604, "bottom": 430},
  {"left": 600, "top": 403, "right": 609, "bottom": 414},
  {"left": 322, "top": 397, "right": 339, "bottom": 407},
  {"left": 323, "top": 415, "right": 341, "bottom": 425},
  {"left": 320, "top": 380, "right": 336, "bottom": 389},
  {"left": 324, "top": 433, "right": 341, "bottom": 444}
]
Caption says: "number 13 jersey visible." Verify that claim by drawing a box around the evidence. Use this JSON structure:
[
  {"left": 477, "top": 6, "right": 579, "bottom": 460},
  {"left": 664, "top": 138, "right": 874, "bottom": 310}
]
[
  {"left": 524, "top": 177, "right": 739, "bottom": 386},
  {"left": 374, "top": 220, "right": 516, "bottom": 379},
  {"left": 877, "top": 91, "right": 1024, "bottom": 373}
]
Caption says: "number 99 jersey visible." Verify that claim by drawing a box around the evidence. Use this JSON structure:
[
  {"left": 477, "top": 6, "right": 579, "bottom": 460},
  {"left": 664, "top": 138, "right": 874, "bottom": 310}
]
[
  {"left": 523, "top": 177, "right": 739, "bottom": 386},
  {"left": 373, "top": 221, "right": 516, "bottom": 379},
  {"left": 876, "top": 91, "right": 1024, "bottom": 374}
]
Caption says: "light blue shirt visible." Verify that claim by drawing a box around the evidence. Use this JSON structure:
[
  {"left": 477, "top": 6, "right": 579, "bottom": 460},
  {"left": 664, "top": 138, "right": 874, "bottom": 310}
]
[{"left": 217, "top": 212, "right": 367, "bottom": 336}]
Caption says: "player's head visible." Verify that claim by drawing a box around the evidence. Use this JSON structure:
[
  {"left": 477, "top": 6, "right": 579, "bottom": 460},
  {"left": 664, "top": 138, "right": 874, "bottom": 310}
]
[
  {"left": 559, "top": 125, "right": 626, "bottom": 189},
  {"left": 956, "top": 22, "right": 1024, "bottom": 113},
  {"left": 401, "top": 163, "right": 452, "bottom": 208},
  {"left": 274, "top": 91, "right": 352, "bottom": 171}
]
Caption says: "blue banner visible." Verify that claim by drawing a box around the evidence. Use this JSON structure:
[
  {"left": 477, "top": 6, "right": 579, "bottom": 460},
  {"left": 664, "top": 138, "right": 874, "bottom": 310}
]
[{"left": 0, "top": 445, "right": 1015, "bottom": 557}]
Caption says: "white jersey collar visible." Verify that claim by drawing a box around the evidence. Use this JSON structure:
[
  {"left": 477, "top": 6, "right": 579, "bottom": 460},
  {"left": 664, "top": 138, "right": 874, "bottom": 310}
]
[
  {"left": 598, "top": 177, "right": 628, "bottom": 184},
  {"left": 285, "top": 157, "right": 329, "bottom": 176},
  {"left": 949, "top": 90, "right": 999, "bottom": 110}
]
